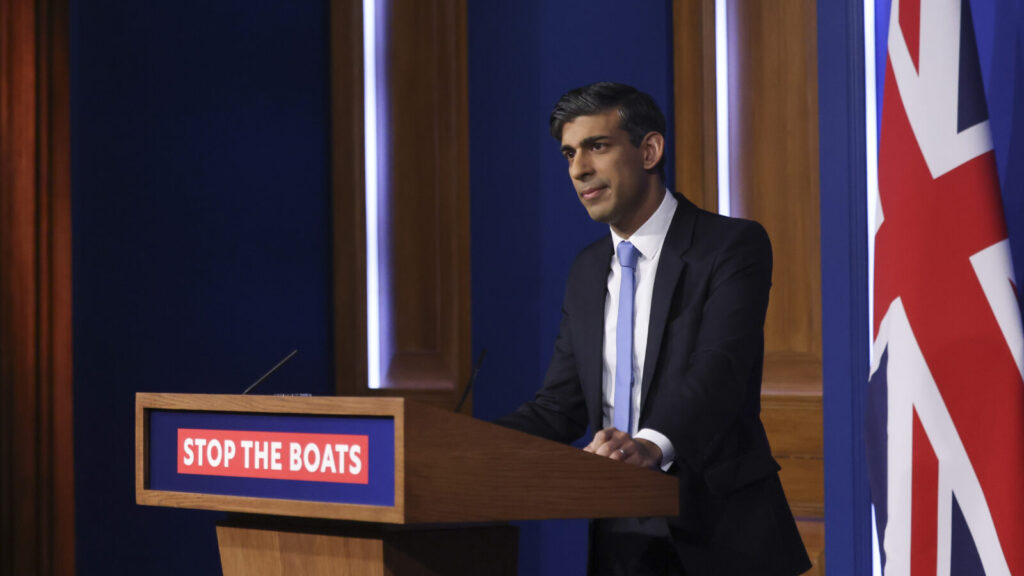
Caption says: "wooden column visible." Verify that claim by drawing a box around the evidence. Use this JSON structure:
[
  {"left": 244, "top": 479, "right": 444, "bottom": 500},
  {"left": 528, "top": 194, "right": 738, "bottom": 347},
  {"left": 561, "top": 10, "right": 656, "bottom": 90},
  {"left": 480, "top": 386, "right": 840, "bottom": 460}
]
[
  {"left": 727, "top": 0, "right": 822, "bottom": 361},
  {"left": 673, "top": 0, "right": 719, "bottom": 212},
  {"left": 330, "top": 0, "right": 369, "bottom": 398},
  {"left": 331, "top": 0, "right": 471, "bottom": 409},
  {"left": 0, "top": 0, "right": 74, "bottom": 573},
  {"left": 673, "top": 0, "right": 824, "bottom": 572}
]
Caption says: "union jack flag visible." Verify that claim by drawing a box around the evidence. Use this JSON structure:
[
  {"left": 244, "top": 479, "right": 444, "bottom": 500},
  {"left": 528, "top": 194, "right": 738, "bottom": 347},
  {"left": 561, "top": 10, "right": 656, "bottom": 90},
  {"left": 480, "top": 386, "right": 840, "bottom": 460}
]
[{"left": 866, "top": 0, "right": 1024, "bottom": 574}]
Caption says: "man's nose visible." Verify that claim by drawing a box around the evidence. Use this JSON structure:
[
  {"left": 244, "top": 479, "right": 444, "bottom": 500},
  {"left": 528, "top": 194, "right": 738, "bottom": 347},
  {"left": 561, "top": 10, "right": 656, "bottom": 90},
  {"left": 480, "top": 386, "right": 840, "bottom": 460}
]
[{"left": 570, "top": 154, "right": 593, "bottom": 181}]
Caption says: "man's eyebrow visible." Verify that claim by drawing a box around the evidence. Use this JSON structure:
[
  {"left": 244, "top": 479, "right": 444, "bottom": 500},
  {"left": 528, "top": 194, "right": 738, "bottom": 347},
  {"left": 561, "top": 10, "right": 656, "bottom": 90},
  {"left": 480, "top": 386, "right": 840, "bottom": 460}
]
[{"left": 561, "top": 135, "right": 610, "bottom": 154}]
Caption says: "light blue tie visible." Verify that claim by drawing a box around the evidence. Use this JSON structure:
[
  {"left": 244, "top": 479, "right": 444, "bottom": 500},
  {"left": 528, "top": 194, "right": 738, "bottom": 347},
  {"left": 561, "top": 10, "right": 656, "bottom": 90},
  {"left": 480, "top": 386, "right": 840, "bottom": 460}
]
[{"left": 614, "top": 241, "right": 640, "bottom": 433}]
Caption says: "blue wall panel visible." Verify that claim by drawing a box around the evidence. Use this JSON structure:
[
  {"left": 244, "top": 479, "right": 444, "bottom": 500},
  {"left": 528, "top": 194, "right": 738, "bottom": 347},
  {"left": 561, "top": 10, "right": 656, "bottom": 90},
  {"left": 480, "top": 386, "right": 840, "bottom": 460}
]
[
  {"left": 70, "top": 1, "right": 331, "bottom": 573},
  {"left": 818, "top": 0, "right": 874, "bottom": 573}
]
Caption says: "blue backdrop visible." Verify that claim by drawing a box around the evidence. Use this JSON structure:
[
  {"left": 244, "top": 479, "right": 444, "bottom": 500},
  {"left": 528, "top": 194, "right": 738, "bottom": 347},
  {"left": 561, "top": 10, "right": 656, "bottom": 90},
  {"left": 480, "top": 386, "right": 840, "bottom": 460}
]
[{"left": 71, "top": 1, "right": 332, "bottom": 573}]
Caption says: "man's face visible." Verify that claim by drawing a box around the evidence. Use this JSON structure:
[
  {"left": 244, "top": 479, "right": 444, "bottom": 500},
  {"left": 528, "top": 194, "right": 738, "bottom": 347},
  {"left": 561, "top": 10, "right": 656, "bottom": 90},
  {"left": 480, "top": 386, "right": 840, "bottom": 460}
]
[{"left": 560, "top": 109, "right": 657, "bottom": 236}]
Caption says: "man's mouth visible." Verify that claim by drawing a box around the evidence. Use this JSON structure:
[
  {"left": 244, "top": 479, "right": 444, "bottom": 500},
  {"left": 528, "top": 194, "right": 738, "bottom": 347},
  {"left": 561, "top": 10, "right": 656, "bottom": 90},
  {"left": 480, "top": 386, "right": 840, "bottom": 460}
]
[{"left": 580, "top": 186, "right": 607, "bottom": 201}]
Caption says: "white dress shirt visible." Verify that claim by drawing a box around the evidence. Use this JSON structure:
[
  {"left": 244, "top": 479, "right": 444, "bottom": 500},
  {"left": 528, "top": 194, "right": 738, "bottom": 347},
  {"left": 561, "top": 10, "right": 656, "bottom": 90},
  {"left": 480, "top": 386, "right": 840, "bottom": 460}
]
[{"left": 602, "top": 190, "right": 677, "bottom": 469}]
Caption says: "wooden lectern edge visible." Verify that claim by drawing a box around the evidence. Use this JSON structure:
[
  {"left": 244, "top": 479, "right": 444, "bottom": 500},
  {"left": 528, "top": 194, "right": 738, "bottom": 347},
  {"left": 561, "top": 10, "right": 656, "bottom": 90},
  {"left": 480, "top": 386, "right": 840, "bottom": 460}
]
[
  {"left": 136, "top": 489, "right": 405, "bottom": 524},
  {"left": 135, "top": 392, "right": 406, "bottom": 416}
]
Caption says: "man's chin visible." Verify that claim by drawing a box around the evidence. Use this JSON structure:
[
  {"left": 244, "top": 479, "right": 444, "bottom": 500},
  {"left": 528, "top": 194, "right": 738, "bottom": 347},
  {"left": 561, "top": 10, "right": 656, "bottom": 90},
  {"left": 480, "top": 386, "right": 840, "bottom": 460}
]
[
  {"left": 583, "top": 208, "right": 612, "bottom": 225},
  {"left": 581, "top": 202, "right": 613, "bottom": 224}
]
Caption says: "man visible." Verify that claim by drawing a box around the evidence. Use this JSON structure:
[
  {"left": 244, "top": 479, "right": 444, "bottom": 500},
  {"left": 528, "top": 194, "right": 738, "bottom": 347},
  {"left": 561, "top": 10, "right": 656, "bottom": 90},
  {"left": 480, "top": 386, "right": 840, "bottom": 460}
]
[{"left": 497, "top": 83, "right": 810, "bottom": 575}]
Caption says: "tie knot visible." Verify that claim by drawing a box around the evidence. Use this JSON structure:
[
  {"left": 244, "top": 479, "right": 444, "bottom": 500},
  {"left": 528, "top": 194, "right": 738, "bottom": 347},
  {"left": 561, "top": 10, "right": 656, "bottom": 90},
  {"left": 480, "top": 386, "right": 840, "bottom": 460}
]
[{"left": 617, "top": 241, "right": 639, "bottom": 269}]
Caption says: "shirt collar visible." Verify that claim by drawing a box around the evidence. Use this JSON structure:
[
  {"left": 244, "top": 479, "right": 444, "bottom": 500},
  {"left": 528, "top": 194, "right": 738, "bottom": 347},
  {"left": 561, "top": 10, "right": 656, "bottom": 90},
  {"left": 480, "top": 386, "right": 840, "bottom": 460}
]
[{"left": 609, "top": 189, "right": 677, "bottom": 262}]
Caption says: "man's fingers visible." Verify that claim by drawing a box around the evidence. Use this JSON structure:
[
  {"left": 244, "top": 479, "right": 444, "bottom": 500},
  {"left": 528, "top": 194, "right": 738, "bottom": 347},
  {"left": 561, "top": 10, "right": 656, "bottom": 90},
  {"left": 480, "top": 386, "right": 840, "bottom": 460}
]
[
  {"left": 586, "top": 433, "right": 662, "bottom": 468},
  {"left": 593, "top": 439, "right": 623, "bottom": 457},
  {"left": 590, "top": 427, "right": 615, "bottom": 446},
  {"left": 591, "top": 428, "right": 630, "bottom": 457}
]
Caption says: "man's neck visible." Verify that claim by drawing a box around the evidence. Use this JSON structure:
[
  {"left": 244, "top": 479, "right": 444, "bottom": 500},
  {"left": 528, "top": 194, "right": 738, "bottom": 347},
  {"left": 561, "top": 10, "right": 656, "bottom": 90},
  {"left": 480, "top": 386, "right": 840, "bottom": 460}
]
[{"left": 611, "top": 180, "right": 666, "bottom": 239}]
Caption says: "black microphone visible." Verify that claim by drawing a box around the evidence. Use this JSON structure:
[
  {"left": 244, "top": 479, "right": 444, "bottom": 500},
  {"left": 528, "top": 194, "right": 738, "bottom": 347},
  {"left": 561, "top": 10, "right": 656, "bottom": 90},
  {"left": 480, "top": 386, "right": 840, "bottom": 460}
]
[
  {"left": 242, "top": 349, "right": 298, "bottom": 395},
  {"left": 454, "top": 349, "right": 487, "bottom": 414}
]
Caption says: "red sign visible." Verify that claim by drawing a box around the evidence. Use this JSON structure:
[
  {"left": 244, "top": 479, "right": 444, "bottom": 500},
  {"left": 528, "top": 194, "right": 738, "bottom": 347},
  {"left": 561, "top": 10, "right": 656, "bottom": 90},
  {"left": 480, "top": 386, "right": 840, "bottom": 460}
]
[{"left": 176, "top": 429, "right": 369, "bottom": 484}]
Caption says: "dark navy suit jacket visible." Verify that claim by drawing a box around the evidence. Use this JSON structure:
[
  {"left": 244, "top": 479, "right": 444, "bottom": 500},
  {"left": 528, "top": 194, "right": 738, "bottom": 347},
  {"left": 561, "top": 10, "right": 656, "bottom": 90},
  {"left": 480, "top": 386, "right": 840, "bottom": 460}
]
[{"left": 498, "top": 193, "right": 811, "bottom": 575}]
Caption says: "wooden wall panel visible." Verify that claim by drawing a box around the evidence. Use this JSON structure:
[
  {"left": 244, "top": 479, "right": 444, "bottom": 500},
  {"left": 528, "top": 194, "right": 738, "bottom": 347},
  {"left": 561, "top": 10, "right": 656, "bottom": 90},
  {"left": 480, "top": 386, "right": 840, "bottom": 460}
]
[
  {"left": 330, "top": 0, "right": 368, "bottom": 397},
  {"left": 0, "top": 0, "right": 75, "bottom": 573},
  {"left": 384, "top": 0, "right": 470, "bottom": 393},
  {"left": 331, "top": 0, "right": 470, "bottom": 405},
  {"left": 672, "top": 0, "right": 824, "bottom": 543},
  {"left": 727, "top": 0, "right": 821, "bottom": 358},
  {"left": 673, "top": 0, "right": 719, "bottom": 212}
]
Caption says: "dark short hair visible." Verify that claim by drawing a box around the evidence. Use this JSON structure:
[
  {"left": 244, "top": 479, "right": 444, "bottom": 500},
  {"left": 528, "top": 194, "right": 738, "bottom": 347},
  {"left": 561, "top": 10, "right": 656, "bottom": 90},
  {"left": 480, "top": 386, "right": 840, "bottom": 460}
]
[{"left": 549, "top": 82, "right": 667, "bottom": 175}]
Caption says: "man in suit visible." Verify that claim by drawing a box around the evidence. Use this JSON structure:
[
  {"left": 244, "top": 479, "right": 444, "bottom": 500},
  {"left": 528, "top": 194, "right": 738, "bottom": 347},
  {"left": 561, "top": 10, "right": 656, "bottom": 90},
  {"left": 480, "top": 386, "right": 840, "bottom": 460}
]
[{"left": 497, "top": 82, "right": 810, "bottom": 575}]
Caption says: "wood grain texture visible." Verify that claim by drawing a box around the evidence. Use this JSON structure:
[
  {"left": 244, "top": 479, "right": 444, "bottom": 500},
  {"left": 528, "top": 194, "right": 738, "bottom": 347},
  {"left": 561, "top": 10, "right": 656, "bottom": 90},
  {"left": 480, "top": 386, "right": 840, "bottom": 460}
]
[
  {"left": 761, "top": 352, "right": 822, "bottom": 518},
  {"left": 218, "top": 525, "right": 386, "bottom": 576},
  {"left": 0, "top": 0, "right": 74, "bottom": 573},
  {"left": 217, "top": 523, "right": 517, "bottom": 576},
  {"left": 762, "top": 352, "right": 823, "bottom": 457},
  {"left": 329, "top": 0, "right": 369, "bottom": 397},
  {"left": 382, "top": 0, "right": 470, "bottom": 399},
  {"left": 673, "top": 0, "right": 719, "bottom": 211},
  {"left": 402, "top": 401, "right": 678, "bottom": 523},
  {"left": 727, "top": 0, "right": 822, "bottom": 357},
  {"left": 136, "top": 394, "right": 678, "bottom": 524},
  {"left": 776, "top": 457, "right": 824, "bottom": 517},
  {"left": 329, "top": 0, "right": 471, "bottom": 409}
]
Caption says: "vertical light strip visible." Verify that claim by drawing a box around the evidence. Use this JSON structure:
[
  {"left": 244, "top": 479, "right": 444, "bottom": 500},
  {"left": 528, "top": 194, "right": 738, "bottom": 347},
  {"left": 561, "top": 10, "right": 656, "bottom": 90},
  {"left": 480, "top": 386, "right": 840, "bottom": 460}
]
[
  {"left": 715, "top": 0, "right": 731, "bottom": 216},
  {"left": 363, "top": 0, "right": 381, "bottom": 389},
  {"left": 864, "top": 1, "right": 882, "bottom": 574},
  {"left": 865, "top": 0, "right": 880, "bottom": 353}
]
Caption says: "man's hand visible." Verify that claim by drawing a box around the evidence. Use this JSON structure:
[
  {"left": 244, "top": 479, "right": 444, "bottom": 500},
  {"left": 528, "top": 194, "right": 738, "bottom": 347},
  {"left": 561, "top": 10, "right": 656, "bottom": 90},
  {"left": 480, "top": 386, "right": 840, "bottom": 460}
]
[{"left": 583, "top": 427, "right": 662, "bottom": 468}]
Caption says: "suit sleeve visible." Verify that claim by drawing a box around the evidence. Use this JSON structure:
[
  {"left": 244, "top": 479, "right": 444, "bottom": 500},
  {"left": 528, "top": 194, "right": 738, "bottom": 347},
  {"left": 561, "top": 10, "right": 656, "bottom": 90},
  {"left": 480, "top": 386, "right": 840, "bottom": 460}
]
[
  {"left": 493, "top": 287, "right": 591, "bottom": 445},
  {"left": 643, "top": 221, "right": 773, "bottom": 474}
]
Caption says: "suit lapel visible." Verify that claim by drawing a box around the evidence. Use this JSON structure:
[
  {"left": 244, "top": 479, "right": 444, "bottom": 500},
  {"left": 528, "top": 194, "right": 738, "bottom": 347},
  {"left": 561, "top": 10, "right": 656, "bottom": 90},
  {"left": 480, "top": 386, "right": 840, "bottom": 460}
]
[
  {"left": 579, "top": 238, "right": 613, "bottom": 431},
  {"left": 639, "top": 194, "right": 696, "bottom": 417}
]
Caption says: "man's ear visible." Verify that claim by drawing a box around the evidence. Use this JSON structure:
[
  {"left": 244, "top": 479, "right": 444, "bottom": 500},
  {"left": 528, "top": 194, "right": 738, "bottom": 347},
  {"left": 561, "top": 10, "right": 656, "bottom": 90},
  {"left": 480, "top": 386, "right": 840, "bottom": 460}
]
[{"left": 640, "top": 132, "right": 665, "bottom": 172}]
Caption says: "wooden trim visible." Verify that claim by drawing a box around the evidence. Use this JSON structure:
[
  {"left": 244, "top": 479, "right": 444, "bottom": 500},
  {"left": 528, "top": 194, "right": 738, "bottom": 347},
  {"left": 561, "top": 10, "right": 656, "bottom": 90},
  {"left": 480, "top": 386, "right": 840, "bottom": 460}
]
[
  {"left": 672, "top": 0, "right": 718, "bottom": 211},
  {"left": 140, "top": 491, "right": 405, "bottom": 525},
  {"left": 726, "top": 0, "right": 822, "bottom": 357},
  {"left": 329, "top": 0, "right": 369, "bottom": 397},
  {"left": 330, "top": 0, "right": 471, "bottom": 407},
  {"left": 381, "top": 0, "right": 470, "bottom": 399},
  {"left": 136, "top": 392, "right": 405, "bottom": 415},
  {"left": 0, "top": 0, "right": 74, "bottom": 573}
]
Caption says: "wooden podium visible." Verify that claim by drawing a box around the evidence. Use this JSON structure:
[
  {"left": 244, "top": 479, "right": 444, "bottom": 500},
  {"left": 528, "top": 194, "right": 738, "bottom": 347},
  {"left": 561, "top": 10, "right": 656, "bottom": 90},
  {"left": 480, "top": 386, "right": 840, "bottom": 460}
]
[{"left": 136, "top": 393, "right": 679, "bottom": 575}]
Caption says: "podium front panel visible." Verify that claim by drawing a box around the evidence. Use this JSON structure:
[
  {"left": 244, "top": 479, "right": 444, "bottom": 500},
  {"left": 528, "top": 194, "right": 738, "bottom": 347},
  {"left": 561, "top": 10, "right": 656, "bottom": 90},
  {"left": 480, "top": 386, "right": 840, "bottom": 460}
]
[{"left": 148, "top": 410, "right": 395, "bottom": 507}]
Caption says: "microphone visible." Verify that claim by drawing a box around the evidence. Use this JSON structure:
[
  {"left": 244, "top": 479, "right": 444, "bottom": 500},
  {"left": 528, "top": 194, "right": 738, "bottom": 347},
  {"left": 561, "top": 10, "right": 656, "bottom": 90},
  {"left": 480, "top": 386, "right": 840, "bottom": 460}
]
[
  {"left": 242, "top": 349, "right": 298, "bottom": 395},
  {"left": 454, "top": 349, "right": 487, "bottom": 414}
]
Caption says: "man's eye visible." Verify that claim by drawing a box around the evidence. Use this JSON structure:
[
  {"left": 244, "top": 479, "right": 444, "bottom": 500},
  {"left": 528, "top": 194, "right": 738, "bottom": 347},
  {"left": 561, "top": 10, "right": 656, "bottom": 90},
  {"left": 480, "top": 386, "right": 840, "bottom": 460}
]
[{"left": 591, "top": 142, "right": 605, "bottom": 151}]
